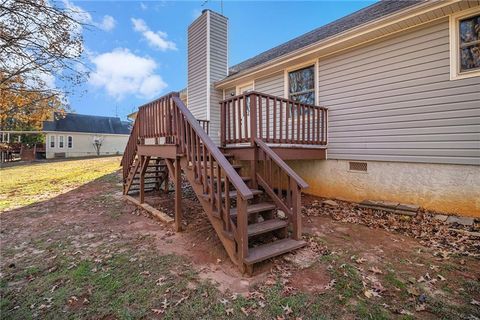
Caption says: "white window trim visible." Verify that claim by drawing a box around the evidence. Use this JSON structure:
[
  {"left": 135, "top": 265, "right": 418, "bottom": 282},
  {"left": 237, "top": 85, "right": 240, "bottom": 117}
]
[
  {"left": 283, "top": 60, "right": 319, "bottom": 105},
  {"left": 449, "top": 7, "right": 480, "bottom": 80},
  {"left": 67, "top": 136, "right": 73, "bottom": 149},
  {"left": 50, "top": 135, "right": 55, "bottom": 148},
  {"left": 235, "top": 80, "right": 255, "bottom": 95},
  {"left": 59, "top": 135, "right": 64, "bottom": 149}
]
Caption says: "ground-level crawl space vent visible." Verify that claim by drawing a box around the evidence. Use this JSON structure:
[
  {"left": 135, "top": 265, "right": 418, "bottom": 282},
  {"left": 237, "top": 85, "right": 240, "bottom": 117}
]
[{"left": 349, "top": 161, "right": 367, "bottom": 172}]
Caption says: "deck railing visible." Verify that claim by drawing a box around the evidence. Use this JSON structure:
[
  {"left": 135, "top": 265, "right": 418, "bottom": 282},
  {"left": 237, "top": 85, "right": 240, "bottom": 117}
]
[{"left": 220, "top": 91, "right": 328, "bottom": 147}]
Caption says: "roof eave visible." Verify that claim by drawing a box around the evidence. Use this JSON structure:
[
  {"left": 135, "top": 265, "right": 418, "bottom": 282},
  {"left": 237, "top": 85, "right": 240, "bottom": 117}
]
[{"left": 215, "top": 0, "right": 456, "bottom": 89}]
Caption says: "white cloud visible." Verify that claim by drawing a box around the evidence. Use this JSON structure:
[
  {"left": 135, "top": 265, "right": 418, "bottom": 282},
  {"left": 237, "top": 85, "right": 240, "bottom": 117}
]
[
  {"left": 89, "top": 48, "right": 167, "bottom": 100},
  {"left": 131, "top": 18, "right": 177, "bottom": 51},
  {"left": 63, "top": 0, "right": 116, "bottom": 31},
  {"left": 140, "top": 2, "right": 147, "bottom": 10},
  {"left": 98, "top": 15, "right": 116, "bottom": 31}
]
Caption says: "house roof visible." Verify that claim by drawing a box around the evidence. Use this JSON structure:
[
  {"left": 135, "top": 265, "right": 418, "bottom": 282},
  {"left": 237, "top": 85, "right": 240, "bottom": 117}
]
[
  {"left": 43, "top": 113, "right": 131, "bottom": 135},
  {"left": 227, "top": 0, "right": 423, "bottom": 77}
]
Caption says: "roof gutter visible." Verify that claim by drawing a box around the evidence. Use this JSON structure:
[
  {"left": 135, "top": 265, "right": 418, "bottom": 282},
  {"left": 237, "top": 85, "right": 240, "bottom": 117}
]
[{"left": 215, "top": 0, "right": 459, "bottom": 89}]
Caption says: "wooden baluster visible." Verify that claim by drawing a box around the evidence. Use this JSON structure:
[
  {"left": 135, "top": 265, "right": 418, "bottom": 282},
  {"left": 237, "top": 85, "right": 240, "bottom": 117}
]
[
  {"left": 196, "top": 134, "right": 201, "bottom": 182},
  {"left": 258, "top": 96, "right": 263, "bottom": 140},
  {"left": 216, "top": 166, "right": 222, "bottom": 216},
  {"left": 273, "top": 97, "right": 277, "bottom": 142},
  {"left": 307, "top": 106, "right": 310, "bottom": 143},
  {"left": 209, "top": 155, "right": 215, "bottom": 210},
  {"left": 297, "top": 103, "right": 301, "bottom": 144},
  {"left": 202, "top": 144, "right": 208, "bottom": 193},
  {"left": 225, "top": 178, "right": 231, "bottom": 231},
  {"left": 279, "top": 100, "right": 283, "bottom": 143},
  {"left": 232, "top": 98, "right": 237, "bottom": 143},
  {"left": 265, "top": 97, "right": 270, "bottom": 141},
  {"left": 220, "top": 102, "right": 226, "bottom": 147},
  {"left": 243, "top": 95, "right": 248, "bottom": 142},
  {"left": 301, "top": 104, "right": 305, "bottom": 144},
  {"left": 285, "top": 101, "right": 289, "bottom": 143},
  {"left": 227, "top": 101, "right": 231, "bottom": 144}
]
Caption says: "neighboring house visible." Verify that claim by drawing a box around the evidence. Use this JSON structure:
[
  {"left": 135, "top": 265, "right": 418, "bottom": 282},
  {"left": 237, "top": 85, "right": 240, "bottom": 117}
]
[
  {"left": 184, "top": 1, "right": 479, "bottom": 216},
  {"left": 43, "top": 113, "right": 131, "bottom": 159}
]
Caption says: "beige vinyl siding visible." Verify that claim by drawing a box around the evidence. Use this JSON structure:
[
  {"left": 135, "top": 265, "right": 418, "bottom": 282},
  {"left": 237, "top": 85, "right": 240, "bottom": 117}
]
[
  {"left": 320, "top": 18, "right": 480, "bottom": 165},
  {"left": 209, "top": 12, "right": 228, "bottom": 144},
  {"left": 255, "top": 71, "right": 284, "bottom": 97},
  {"left": 187, "top": 13, "right": 208, "bottom": 120}
]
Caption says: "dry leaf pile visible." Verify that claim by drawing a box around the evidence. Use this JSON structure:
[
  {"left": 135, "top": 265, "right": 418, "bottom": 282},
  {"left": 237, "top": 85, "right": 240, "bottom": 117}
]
[{"left": 303, "top": 199, "right": 479, "bottom": 258}]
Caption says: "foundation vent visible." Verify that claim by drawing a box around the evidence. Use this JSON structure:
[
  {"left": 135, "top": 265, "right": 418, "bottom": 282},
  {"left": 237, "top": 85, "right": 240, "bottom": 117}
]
[{"left": 349, "top": 161, "right": 367, "bottom": 172}]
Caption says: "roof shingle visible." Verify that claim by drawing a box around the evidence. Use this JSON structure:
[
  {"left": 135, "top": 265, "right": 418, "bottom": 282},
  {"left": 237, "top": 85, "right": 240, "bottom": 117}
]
[
  {"left": 228, "top": 0, "right": 423, "bottom": 76},
  {"left": 42, "top": 113, "right": 131, "bottom": 134}
]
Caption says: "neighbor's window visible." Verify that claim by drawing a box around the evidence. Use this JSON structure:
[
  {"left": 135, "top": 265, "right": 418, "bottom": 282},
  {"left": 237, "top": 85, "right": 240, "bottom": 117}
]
[
  {"left": 68, "top": 136, "right": 73, "bottom": 148},
  {"left": 50, "top": 135, "right": 55, "bottom": 148},
  {"left": 459, "top": 14, "right": 480, "bottom": 72},
  {"left": 59, "top": 135, "right": 64, "bottom": 148},
  {"left": 288, "top": 65, "right": 315, "bottom": 105}
]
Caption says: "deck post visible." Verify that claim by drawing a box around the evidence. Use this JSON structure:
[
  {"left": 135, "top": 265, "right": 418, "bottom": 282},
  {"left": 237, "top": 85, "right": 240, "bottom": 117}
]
[
  {"left": 291, "top": 181, "right": 302, "bottom": 240},
  {"left": 140, "top": 156, "right": 145, "bottom": 204},
  {"left": 174, "top": 157, "right": 182, "bottom": 232},
  {"left": 250, "top": 94, "right": 258, "bottom": 188},
  {"left": 236, "top": 195, "right": 248, "bottom": 264}
]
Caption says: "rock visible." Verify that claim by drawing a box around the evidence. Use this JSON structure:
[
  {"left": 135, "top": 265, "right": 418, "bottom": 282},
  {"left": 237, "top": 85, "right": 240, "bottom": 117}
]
[
  {"left": 395, "top": 210, "right": 417, "bottom": 217},
  {"left": 446, "top": 216, "right": 474, "bottom": 226},
  {"left": 397, "top": 203, "right": 420, "bottom": 212},
  {"left": 322, "top": 200, "right": 339, "bottom": 207},
  {"left": 277, "top": 210, "right": 286, "bottom": 219},
  {"left": 284, "top": 250, "right": 317, "bottom": 269},
  {"left": 433, "top": 215, "right": 448, "bottom": 222}
]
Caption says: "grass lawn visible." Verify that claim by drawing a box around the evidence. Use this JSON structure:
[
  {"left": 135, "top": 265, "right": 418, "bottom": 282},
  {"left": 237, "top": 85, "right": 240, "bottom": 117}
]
[
  {"left": 1, "top": 157, "right": 478, "bottom": 319},
  {"left": 0, "top": 157, "right": 121, "bottom": 212}
]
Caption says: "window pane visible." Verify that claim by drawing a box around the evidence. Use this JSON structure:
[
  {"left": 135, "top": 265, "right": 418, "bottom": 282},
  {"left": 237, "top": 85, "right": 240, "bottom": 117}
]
[
  {"left": 460, "top": 44, "right": 480, "bottom": 71},
  {"left": 459, "top": 15, "right": 480, "bottom": 72},
  {"left": 291, "top": 91, "right": 315, "bottom": 105},
  {"left": 460, "top": 15, "right": 479, "bottom": 45},
  {"left": 289, "top": 66, "right": 315, "bottom": 95}
]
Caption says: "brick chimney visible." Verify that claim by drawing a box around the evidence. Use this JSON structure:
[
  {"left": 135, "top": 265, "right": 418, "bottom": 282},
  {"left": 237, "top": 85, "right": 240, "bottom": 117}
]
[{"left": 187, "top": 9, "right": 228, "bottom": 144}]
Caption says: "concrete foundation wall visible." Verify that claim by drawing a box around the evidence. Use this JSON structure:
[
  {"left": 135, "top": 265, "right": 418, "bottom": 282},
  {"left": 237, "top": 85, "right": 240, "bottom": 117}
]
[{"left": 288, "top": 159, "right": 480, "bottom": 217}]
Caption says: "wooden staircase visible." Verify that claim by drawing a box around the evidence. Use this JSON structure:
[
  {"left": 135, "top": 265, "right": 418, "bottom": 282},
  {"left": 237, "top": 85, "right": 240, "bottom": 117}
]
[{"left": 121, "top": 92, "right": 308, "bottom": 274}]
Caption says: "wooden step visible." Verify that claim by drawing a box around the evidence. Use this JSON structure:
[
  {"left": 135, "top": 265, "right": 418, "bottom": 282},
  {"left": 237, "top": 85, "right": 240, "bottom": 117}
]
[
  {"left": 244, "top": 238, "right": 306, "bottom": 265},
  {"left": 247, "top": 219, "right": 288, "bottom": 237},
  {"left": 188, "top": 163, "right": 242, "bottom": 170},
  {"left": 230, "top": 202, "right": 276, "bottom": 218},
  {"left": 202, "top": 189, "right": 263, "bottom": 201}
]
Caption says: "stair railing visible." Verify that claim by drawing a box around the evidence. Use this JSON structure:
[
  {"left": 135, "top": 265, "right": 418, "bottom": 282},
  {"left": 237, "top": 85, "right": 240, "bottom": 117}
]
[
  {"left": 253, "top": 138, "right": 308, "bottom": 240},
  {"left": 121, "top": 92, "right": 254, "bottom": 264},
  {"left": 121, "top": 118, "right": 140, "bottom": 181}
]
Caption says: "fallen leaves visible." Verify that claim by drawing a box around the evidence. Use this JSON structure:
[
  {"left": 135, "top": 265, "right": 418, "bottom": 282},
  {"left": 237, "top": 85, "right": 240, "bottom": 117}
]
[{"left": 368, "top": 266, "right": 383, "bottom": 274}]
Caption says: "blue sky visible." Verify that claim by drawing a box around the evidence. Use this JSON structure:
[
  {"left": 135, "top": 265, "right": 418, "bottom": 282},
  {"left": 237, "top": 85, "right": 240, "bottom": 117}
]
[{"left": 66, "top": 0, "right": 375, "bottom": 119}]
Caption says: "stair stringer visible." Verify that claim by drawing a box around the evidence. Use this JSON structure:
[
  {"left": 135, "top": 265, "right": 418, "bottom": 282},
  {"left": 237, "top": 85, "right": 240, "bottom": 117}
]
[{"left": 179, "top": 156, "right": 241, "bottom": 269}]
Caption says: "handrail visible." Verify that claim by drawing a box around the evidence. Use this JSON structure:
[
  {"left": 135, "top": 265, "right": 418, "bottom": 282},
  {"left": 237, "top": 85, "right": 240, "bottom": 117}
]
[
  {"left": 254, "top": 138, "right": 308, "bottom": 189},
  {"left": 172, "top": 96, "right": 253, "bottom": 200},
  {"left": 220, "top": 91, "right": 328, "bottom": 111}
]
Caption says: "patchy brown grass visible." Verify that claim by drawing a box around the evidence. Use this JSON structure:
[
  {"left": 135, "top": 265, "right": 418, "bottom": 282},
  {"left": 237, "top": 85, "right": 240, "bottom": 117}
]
[{"left": 0, "top": 158, "right": 479, "bottom": 319}]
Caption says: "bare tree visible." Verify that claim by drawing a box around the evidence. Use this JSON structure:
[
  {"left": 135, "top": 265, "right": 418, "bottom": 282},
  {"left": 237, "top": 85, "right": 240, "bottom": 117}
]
[{"left": 0, "top": 0, "right": 88, "bottom": 128}]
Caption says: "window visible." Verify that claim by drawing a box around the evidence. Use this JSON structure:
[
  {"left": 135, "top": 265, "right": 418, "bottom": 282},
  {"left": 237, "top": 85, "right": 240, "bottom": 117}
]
[
  {"left": 459, "top": 14, "right": 480, "bottom": 72},
  {"left": 59, "top": 136, "right": 64, "bottom": 148},
  {"left": 288, "top": 65, "right": 315, "bottom": 105},
  {"left": 68, "top": 136, "right": 73, "bottom": 148},
  {"left": 450, "top": 10, "right": 480, "bottom": 79},
  {"left": 50, "top": 135, "right": 55, "bottom": 148}
]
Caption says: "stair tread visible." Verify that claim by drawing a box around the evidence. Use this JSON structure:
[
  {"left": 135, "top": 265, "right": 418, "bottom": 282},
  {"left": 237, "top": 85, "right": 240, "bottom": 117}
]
[
  {"left": 203, "top": 189, "right": 263, "bottom": 201},
  {"left": 230, "top": 202, "right": 276, "bottom": 216},
  {"left": 245, "top": 239, "right": 306, "bottom": 265},
  {"left": 247, "top": 219, "right": 288, "bottom": 237}
]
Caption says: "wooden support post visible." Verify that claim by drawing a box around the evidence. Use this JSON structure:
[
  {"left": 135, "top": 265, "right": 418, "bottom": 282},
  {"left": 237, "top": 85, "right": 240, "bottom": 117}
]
[
  {"left": 174, "top": 157, "right": 182, "bottom": 232},
  {"left": 139, "top": 156, "right": 150, "bottom": 204},
  {"left": 291, "top": 181, "right": 302, "bottom": 240},
  {"left": 236, "top": 195, "right": 248, "bottom": 265}
]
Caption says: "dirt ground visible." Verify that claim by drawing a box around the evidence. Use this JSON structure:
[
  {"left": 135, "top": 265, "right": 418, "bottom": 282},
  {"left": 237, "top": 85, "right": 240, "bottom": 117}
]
[{"left": 1, "top": 160, "right": 479, "bottom": 319}]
